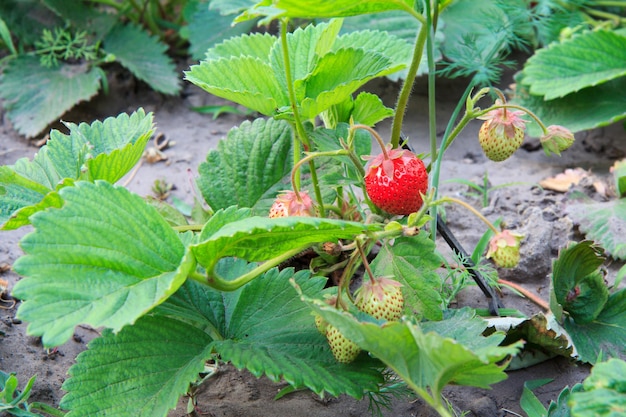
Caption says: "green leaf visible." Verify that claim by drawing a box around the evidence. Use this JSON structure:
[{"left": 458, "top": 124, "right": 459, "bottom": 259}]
[
  {"left": 351, "top": 92, "right": 394, "bottom": 126},
  {"left": 333, "top": 29, "right": 417, "bottom": 81},
  {"left": 60, "top": 315, "right": 214, "bottom": 417},
  {"left": 522, "top": 30, "right": 626, "bottom": 100},
  {"left": 298, "top": 294, "right": 521, "bottom": 404},
  {"left": 185, "top": 56, "right": 287, "bottom": 115},
  {"left": 550, "top": 241, "right": 606, "bottom": 312},
  {"left": 371, "top": 234, "right": 444, "bottom": 321},
  {"left": 203, "top": 32, "right": 277, "bottom": 61},
  {"left": 192, "top": 216, "right": 377, "bottom": 273},
  {"left": 342, "top": 10, "right": 420, "bottom": 45},
  {"left": 297, "top": 47, "right": 402, "bottom": 119},
  {"left": 513, "top": 73, "right": 626, "bottom": 135},
  {"left": 0, "top": 16, "right": 16, "bottom": 55},
  {"left": 103, "top": 23, "right": 180, "bottom": 95},
  {"left": 569, "top": 358, "right": 626, "bottom": 416},
  {"left": 196, "top": 118, "right": 293, "bottom": 212},
  {"left": 268, "top": 20, "right": 344, "bottom": 93},
  {"left": 520, "top": 379, "right": 552, "bottom": 417},
  {"left": 0, "top": 55, "right": 102, "bottom": 138},
  {"left": 0, "top": 109, "right": 154, "bottom": 229},
  {"left": 182, "top": 1, "right": 257, "bottom": 60},
  {"left": 12, "top": 181, "right": 192, "bottom": 347},
  {"left": 564, "top": 288, "right": 626, "bottom": 364},
  {"left": 566, "top": 200, "right": 626, "bottom": 261},
  {"left": 241, "top": 0, "right": 418, "bottom": 20},
  {"left": 214, "top": 265, "right": 384, "bottom": 398}
]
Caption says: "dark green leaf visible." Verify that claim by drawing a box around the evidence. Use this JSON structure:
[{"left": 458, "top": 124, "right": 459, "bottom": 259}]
[
  {"left": 12, "top": 181, "right": 192, "bottom": 347},
  {"left": 566, "top": 200, "right": 626, "bottom": 261},
  {"left": 371, "top": 234, "right": 444, "bottom": 321},
  {"left": 60, "top": 315, "right": 214, "bottom": 417},
  {"left": 513, "top": 73, "right": 626, "bottom": 135},
  {"left": 521, "top": 30, "right": 626, "bottom": 100},
  {"left": 564, "top": 288, "right": 626, "bottom": 364},
  {"left": 196, "top": 118, "right": 293, "bottom": 213},
  {"left": 103, "top": 23, "right": 180, "bottom": 95},
  {"left": 183, "top": 1, "right": 257, "bottom": 60},
  {"left": 0, "top": 55, "right": 102, "bottom": 138}
]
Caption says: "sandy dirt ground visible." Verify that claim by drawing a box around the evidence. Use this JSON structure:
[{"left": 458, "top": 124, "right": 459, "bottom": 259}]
[{"left": 1, "top": 63, "right": 625, "bottom": 417}]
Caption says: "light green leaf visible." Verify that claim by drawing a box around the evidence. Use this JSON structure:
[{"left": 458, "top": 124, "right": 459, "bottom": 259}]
[
  {"left": 569, "top": 358, "right": 626, "bottom": 416},
  {"left": 103, "top": 23, "right": 180, "bottom": 95},
  {"left": 520, "top": 379, "right": 552, "bottom": 417},
  {"left": 342, "top": 10, "right": 420, "bottom": 45},
  {"left": 185, "top": 56, "right": 287, "bottom": 115},
  {"left": 196, "top": 118, "right": 293, "bottom": 212},
  {"left": 0, "top": 16, "right": 16, "bottom": 55},
  {"left": 242, "top": 0, "right": 418, "bottom": 19},
  {"left": 522, "top": 30, "right": 626, "bottom": 100},
  {"left": 192, "top": 216, "right": 377, "bottom": 273},
  {"left": 12, "top": 181, "right": 192, "bottom": 347},
  {"left": 214, "top": 265, "right": 384, "bottom": 398},
  {"left": 564, "top": 288, "right": 626, "bottom": 364},
  {"left": 332, "top": 29, "right": 415, "bottom": 80},
  {"left": 203, "top": 32, "right": 276, "bottom": 61},
  {"left": 371, "top": 234, "right": 444, "bottom": 321},
  {"left": 298, "top": 48, "right": 402, "bottom": 118},
  {"left": 60, "top": 315, "right": 214, "bottom": 417},
  {"left": 566, "top": 201, "right": 626, "bottom": 261},
  {"left": 299, "top": 293, "right": 521, "bottom": 402},
  {"left": 612, "top": 159, "right": 626, "bottom": 198},
  {"left": 182, "top": 1, "right": 257, "bottom": 60},
  {"left": 513, "top": 73, "right": 626, "bottom": 135},
  {"left": 351, "top": 92, "right": 394, "bottom": 126},
  {"left": 0, "top": 110, "right": 153, "bottom": 229},
  {"left": 0, "top": 55, "right": 103, "bottom": 138}
]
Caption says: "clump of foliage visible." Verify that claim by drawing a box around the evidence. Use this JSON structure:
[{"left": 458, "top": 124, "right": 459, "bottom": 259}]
[
  {"left": 0, "top": 0, "right": 254, "bottom": 138},
  {"left": 1, "top": 1, "right": 625, "bottom": 417}
]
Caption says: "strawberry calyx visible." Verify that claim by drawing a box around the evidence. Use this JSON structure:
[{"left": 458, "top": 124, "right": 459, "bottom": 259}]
[{"left": 477, "top": 100, "right": 528, "bottom": 141}]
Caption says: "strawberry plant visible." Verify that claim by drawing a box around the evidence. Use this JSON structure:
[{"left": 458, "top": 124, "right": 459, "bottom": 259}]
[{"left": 1, "top": 1, "right": 624, "bottom": 417}]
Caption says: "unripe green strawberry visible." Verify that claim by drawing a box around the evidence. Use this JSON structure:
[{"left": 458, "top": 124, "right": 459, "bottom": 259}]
[
  {"left": 486, "top": 230, "right": 524, "bottom": 268},
  {"left": 477, "top": 104, "right": 527, "bottom": 162},
  {"left": 314, "top": 314, "right": 328, "bottom": 335},
  {"left": 364, "top": 146, "right": 428, "bottom": 215},
  {"left": 326, "top": 324, "right": 361, "bottom": 363},
  {"left": 355, "top": 277, "right": 404, "bottom": 321}
]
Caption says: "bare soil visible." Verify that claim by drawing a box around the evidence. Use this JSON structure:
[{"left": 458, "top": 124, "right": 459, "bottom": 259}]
[{"left": 1, "top": 65, "right": 625, "bottom": 417}]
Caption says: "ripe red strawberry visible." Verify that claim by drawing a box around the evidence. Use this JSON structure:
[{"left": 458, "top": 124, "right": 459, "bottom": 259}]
[
  {"left": 486, "top": 230, "right": 524, "bottom": 268},
  {"left": 477, "top": 104, "right": 527, "bottom": 162},
  {"left": 355, "top": 277, "right": 404, "bottom": 321},
  {"left": 269, "top": 190, "right": 313, "bottom": 218},
  {"left": 364, "top": 146, "right": 428, "bottom": 215},
  {"left": 326, "top": 324, "right": 360, "bottom": 363}
]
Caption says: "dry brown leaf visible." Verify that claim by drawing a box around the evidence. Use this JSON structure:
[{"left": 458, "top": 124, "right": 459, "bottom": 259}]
[{"left": 539, "top": 168, "right": 590, "bottom": 192}]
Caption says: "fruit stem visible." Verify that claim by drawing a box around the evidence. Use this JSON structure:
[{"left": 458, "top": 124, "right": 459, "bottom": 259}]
[
  {"left": 476, "top": 103, "right": 549, "bottom": 136},
  {"left": 497, "top": 279, "right": 550, "bottom": 311},
  {"left": 280, "top": 19, "right": 326, "bottom": 217},
  {"left": 390, "top": 20, "right": 429, "bottom": 148},
  {"left": 352, "top": 123, "right": 389, "bottom": 158},
  {"left": 356, "top": 240, "right": 376, "bottom": 282},
  {"left": 290, "top": 149, "right": 349, "bottom": 208},
  {"left": 439, "top": 196, "right": 499, "bottom": 234},
  {"left": 191, "top": 246, "right": 308, "bottom": 291}
]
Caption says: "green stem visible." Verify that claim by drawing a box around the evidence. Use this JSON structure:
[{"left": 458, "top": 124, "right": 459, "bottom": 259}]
[
  {"left": 425, "top": 0, "right": 437, "bottom": 171},
  {"left": 390, "top": 19, "right": 429, "bottom": 148},
  {"left": 30, "top": 403, "right": 67, "bottom": 417},
  {"left": 356, "top": 240, "right": 376, "bottom": 282},
  {"left": 86, "top": 0, "right": 123, "bottom": 10},
  {"left": 439, "top": 196, "right": 499, "bottom": 234},
  {"left": 280, "top": 20, "right": 325, "bottom": 217},
  {"left": 475, "top": 103, "right": 549, "bottom": 135},
  {"left": 192, "top": 246, "right": 308, "bottom": 292}
]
